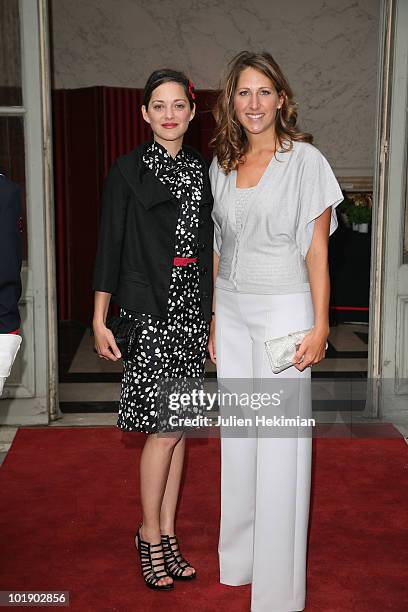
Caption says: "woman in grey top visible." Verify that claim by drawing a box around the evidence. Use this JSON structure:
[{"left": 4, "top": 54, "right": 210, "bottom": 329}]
[{"left": 208, "top": 51, "right": 343, "bottom": 612}]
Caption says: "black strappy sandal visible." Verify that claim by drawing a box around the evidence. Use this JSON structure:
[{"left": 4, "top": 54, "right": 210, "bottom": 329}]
[
  {"left": 161, "top": 534, "right": 197, "bottom": 581},
  {"left": 135, "top": 526, "right": 174, "bottom": 591}
]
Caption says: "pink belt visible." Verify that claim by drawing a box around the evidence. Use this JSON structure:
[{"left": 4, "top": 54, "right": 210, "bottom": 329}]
[{"left": 173, "top": 257, "right": 197, "bottom": 266}]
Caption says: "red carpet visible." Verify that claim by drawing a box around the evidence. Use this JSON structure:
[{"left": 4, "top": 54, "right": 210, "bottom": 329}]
[{"left": 0, "top": 426, "right": 407, "bottom": 611}]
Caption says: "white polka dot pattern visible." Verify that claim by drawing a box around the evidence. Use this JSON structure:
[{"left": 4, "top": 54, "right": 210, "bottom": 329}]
[{"left": 117, "top": 141, "right": 210, "bottom": 433}]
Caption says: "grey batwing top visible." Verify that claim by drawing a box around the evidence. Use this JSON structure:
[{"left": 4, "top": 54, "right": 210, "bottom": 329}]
[{"left": 209, "top": 141, "right": 344, "bottom": 294}]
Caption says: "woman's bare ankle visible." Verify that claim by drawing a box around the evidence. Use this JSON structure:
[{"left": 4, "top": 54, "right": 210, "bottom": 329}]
[
  {"left": 140, "top": 523, "right": 161, "bottom": 543},
  {"left": 160, "top": 522, "right": 175, "bottom": 535}
]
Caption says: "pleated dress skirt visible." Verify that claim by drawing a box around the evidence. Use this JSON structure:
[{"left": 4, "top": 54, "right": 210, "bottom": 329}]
[{"left": 215, "top": 287, "right": 315, "bottom": 612}]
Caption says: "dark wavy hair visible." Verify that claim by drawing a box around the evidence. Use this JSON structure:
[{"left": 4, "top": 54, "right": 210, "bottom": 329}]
[
  {"left": 212, "top": 51, "right": 313, "bottom": 173},
  {"left": 143, "top": 69, "right": 195, "bottom": 109}
]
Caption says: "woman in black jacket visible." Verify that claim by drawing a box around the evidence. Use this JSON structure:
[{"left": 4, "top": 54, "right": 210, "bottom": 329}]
[{"left": 92, "top": 69, "right": 213, "bottom": 591}]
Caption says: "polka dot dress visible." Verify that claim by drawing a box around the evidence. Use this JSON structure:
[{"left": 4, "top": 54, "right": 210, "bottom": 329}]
[{"left": 117, "top": 141, "right": 210, "bottom": 433}]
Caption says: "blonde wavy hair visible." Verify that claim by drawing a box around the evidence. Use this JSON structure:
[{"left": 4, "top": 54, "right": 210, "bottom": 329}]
[{"left": 212, "top": 51, "right": 313, "bottom": 173}]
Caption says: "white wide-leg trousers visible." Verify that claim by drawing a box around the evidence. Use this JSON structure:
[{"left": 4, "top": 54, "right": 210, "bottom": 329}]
[{"left": 215, "top": 288, "right": 315, "bottom": 612}]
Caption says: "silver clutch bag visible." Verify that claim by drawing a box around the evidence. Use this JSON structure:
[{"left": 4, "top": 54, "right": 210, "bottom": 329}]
[{"left": 265, "top": 328, "right": 328, "bottom": 374}]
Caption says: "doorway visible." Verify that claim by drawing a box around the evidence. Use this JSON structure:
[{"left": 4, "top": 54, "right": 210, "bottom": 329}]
[{"left": 0, "top": 0, "right": 58, "bottom": 426}]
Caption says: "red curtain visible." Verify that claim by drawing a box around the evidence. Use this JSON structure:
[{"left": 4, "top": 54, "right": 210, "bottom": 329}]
[
  {"left": 52, "top": 87, "right": 102, "bottom": 323},
  {"left": 102, "top": 88, "right": 152, "bottom": 176},
  {"left": 52, "top": 86, "right": 218, "bottom": 323}
]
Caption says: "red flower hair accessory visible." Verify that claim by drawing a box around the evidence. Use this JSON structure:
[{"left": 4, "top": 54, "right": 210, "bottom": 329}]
[{"left": 188, "top": 79, "right": 196, "bottom": 100}]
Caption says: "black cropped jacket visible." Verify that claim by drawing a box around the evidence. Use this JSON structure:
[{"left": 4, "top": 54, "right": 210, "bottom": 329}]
[{"left": 92, "top": 142, "right": 214, "bottom": 322}]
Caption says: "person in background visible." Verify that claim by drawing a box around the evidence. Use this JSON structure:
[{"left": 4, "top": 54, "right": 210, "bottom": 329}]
[{"left": 0, "top": 171, "right": 23, "bottom": 396}]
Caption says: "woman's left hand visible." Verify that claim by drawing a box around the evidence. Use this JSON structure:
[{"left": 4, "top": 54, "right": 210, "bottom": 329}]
[{"left": 292, "top": 327, "right": 329, "bottom": 371}]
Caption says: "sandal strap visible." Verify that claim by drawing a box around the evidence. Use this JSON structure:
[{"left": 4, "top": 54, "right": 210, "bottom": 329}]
[
  {"left": 161, "top": 534, "right": 194, "bottom": 577},
  {"left": 137, "top": 529, "right": 172, "bottom": 586}
]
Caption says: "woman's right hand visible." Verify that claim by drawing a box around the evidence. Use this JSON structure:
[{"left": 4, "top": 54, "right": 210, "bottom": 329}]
[
  {"left": 93, "top": 321, "right": 122, "bottom": 361},
  {"left": 208, "top": 319, "right": 216, "bottom": 365}
]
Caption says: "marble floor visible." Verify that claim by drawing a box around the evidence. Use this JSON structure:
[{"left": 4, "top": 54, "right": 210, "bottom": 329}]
[
  {"left": 58, "top": 321, "right": 369, "bottom": 406},
  {"left": 51, "top": 320, "right": 378, "bottom": 435},
  {"left": 5, "top": 320, "right": 401, "bottom": 469}
]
